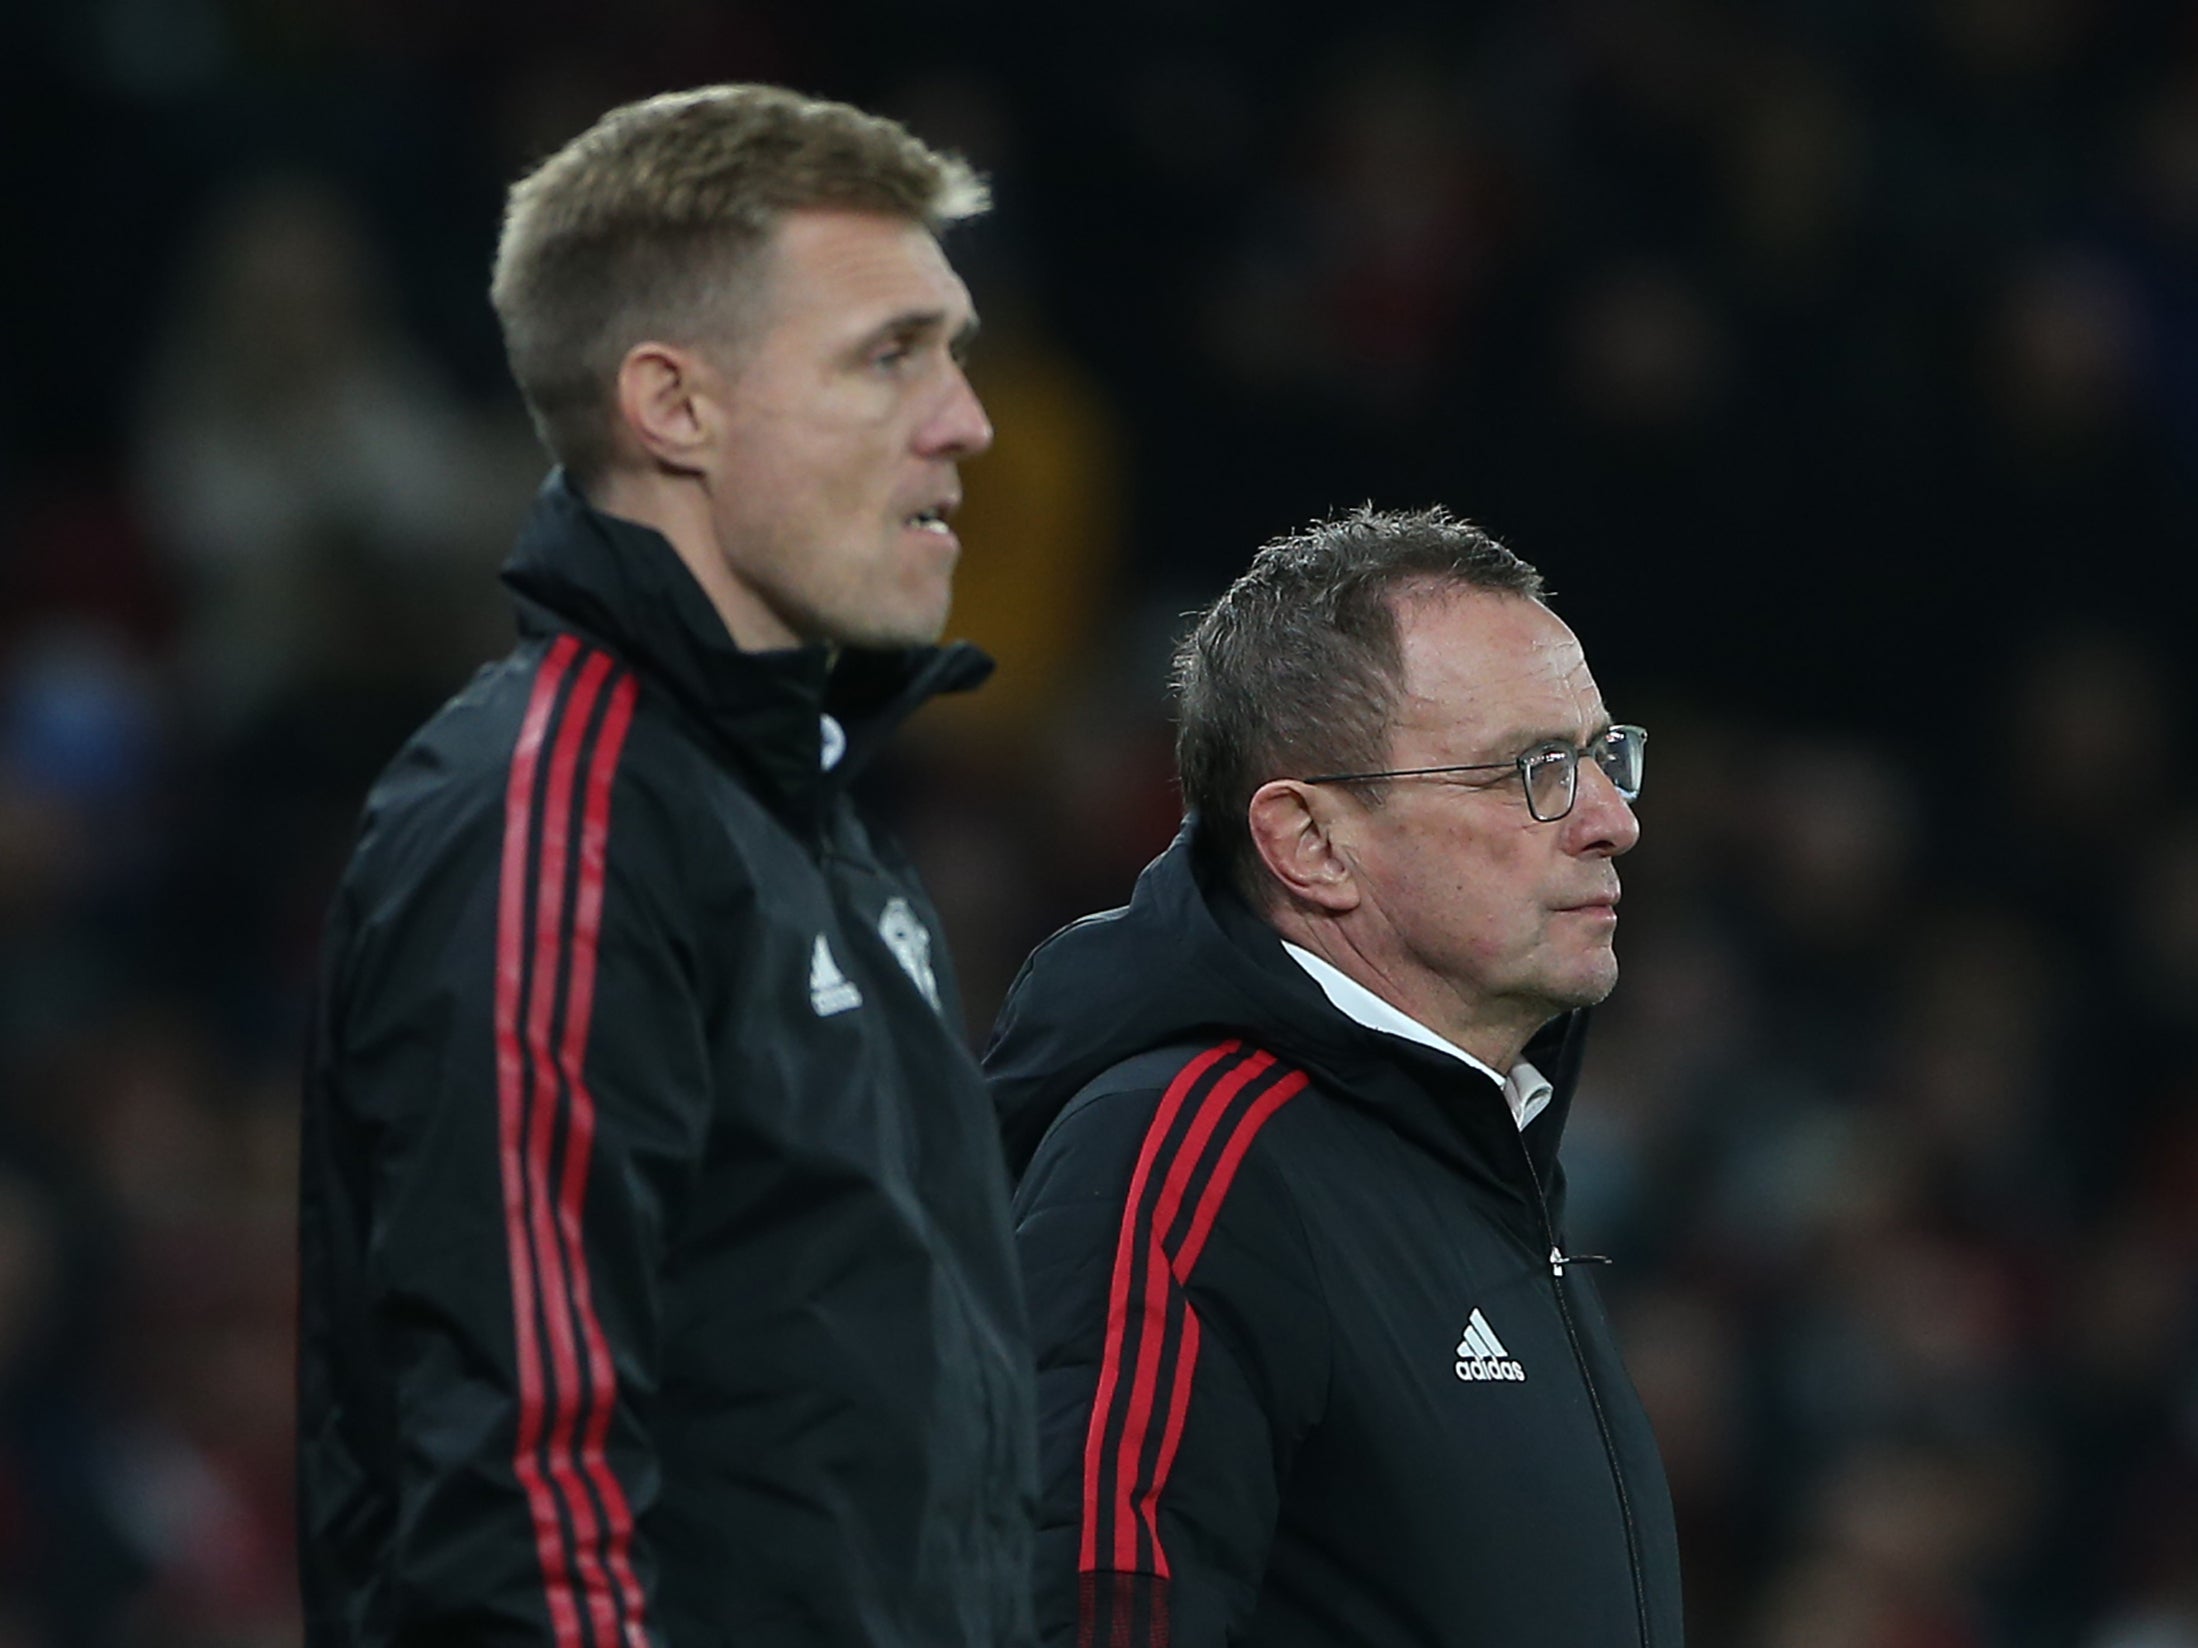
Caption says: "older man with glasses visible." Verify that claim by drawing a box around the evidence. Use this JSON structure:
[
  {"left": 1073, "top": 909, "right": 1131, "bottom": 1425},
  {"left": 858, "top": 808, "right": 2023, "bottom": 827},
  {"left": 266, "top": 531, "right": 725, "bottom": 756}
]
[{"left": 987, "top": 505, "right": 1682, "bottom": 1648}]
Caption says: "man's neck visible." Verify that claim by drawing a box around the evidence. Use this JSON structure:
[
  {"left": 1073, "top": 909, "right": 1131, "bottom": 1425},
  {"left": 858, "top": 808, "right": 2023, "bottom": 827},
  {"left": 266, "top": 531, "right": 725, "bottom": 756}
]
[
  {"left": 585, "top": 467, "right": 800, "bottom": 652},
  {"left": 1265, "top": 907, "right": 1540, "bottom": 1072},
  {"left": 1278, "top": 941, "right": 1556, "bottom": 1130}
]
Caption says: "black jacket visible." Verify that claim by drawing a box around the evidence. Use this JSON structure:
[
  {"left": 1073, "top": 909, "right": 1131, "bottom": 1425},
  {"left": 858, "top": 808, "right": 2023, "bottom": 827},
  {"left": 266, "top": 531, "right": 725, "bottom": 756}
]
[
  {"left": 299, "top": 475, "right": 1037, "bottom": 1647},
  {"left": 986, "top": 824, "right": 1682, "bottom": 1648}
]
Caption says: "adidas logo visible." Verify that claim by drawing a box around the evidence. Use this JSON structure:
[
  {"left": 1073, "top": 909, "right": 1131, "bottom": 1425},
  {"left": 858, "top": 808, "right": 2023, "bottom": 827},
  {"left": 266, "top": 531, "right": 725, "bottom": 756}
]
[
  {"left": 809, "top": 934, "right": 863, "bottom": 1017},
  {"left": 1453, "top": 1308, "right": 1526, "bottom": 1382}
]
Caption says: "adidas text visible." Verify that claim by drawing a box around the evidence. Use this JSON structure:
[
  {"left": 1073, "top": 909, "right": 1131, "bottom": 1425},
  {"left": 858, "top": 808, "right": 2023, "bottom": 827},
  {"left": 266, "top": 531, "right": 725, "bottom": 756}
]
[
  {"left": 1454, "top": 1356, "right": 1527, "bottom": 1382},
  {"left": 1453, "top": 1308, "right": 1526, "bottom": 1382}
]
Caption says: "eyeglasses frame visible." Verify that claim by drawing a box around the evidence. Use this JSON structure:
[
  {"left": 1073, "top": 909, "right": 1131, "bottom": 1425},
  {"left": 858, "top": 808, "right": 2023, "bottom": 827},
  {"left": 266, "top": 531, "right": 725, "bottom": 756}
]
[{"left": 1299, "top": 723, "right": 1648, "bottom": 824}]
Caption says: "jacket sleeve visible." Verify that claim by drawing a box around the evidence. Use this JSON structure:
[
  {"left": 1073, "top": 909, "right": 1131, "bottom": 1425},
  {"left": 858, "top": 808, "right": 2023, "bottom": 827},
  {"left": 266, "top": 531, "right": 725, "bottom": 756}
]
[
  {"left": 1011, "top": 1042, "right": 1328, "bottom": 1648},
  {"left": 316, "top": 661, "right": 705, "bottom": 1644}
]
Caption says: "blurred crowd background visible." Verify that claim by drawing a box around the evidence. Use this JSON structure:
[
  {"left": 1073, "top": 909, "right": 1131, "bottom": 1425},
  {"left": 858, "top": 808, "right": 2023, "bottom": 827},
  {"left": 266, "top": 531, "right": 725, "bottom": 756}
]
[{"left": 4, "top": 0, "right": 2197, "bottom": 1644}]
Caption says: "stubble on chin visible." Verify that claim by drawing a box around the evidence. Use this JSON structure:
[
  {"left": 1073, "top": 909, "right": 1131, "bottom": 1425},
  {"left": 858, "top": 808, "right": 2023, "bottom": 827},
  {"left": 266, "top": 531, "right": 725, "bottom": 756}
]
[
  {"left": 1539, "top": 931, "right": 1622, "bottom": 1013},
  {"left": 841, "top": 587, "right": 951, "bottom": 649},
  {"left": 1569, "top": 949, "right": 1623, "bottom": 1009}
]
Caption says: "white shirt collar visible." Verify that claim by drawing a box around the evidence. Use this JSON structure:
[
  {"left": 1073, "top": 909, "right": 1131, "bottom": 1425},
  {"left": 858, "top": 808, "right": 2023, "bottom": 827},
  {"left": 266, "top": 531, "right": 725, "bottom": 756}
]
[{"left": 1279, "top": 940, "right": 1553, "bottom": 1131}]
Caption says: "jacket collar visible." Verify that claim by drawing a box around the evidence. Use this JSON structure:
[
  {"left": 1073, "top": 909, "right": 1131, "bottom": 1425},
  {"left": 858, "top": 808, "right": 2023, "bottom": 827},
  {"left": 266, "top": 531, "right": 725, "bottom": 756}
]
[
  {"left": 1196, "top": 846, "right": 1587, "bottom": 1192},
  {"left": 989, "top": 818, "right": 1589, "bottom": 1205},
  {"left": 500, "top": 471, "right": 991, "bottom": 826}
]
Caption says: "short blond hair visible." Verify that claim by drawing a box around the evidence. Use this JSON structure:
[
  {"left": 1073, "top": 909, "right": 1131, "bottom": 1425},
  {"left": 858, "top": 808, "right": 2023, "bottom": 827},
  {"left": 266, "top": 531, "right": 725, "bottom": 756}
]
[{"left": 490, "top": 83, "right": 988, "bottom": 481}]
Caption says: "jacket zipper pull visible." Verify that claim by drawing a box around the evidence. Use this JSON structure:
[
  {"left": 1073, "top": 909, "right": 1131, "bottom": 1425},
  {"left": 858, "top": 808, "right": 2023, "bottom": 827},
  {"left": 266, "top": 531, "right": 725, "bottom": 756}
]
[{"left": 1549, "top": 1246, "right": 1610, "bottom": 1277}]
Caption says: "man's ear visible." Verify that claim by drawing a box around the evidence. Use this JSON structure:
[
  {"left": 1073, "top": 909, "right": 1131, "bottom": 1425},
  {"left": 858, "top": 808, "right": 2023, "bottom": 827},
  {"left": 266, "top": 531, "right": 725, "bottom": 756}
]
[
  {"left": 1246, "top": 780, "right": 1360, "bottom": 914},
  {"left": 613, "top": 340, "right": 718, "bottom": 475}
]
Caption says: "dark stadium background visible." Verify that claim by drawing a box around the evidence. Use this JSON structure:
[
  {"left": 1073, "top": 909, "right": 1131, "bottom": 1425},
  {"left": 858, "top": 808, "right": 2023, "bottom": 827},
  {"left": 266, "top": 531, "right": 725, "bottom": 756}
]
[{"left": 3, "top": 1, "right": 2196, "bottom": 1643}]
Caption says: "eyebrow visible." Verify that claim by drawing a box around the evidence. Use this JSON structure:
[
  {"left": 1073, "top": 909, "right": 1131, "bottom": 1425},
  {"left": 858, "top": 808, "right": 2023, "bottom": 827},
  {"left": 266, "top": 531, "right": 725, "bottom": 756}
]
[
  {"left": 857, "top": 308, "right": 981, "bottom": 359},
  {"left": 1479, "top": 717, "right": 1614, "bottom": 757}
]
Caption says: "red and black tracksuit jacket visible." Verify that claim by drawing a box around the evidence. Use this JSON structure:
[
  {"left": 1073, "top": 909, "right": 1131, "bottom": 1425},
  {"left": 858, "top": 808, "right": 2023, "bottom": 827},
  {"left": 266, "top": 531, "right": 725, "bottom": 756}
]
[
  {"left": 987, "top": 826, "right": 1684, "bottom": 1648},
  {"left": 298, "top": 474, "right": 1036, "bottom": 1647}
]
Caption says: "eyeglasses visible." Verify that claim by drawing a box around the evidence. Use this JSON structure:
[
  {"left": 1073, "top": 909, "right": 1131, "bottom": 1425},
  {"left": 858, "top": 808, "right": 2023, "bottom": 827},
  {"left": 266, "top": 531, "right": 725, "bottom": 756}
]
[{"left": 1302, "top": 724, "right": 1647, "bottom": 824}]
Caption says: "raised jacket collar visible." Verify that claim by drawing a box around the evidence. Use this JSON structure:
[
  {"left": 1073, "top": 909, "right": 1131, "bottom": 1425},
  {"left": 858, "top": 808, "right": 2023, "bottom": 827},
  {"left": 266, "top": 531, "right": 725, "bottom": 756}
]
[
  {"left": 987, "top": 818, "right": 1589, "bottom": 1225},
  {"left": 500, "top": 471, "right": 991, "bottom": 829}
]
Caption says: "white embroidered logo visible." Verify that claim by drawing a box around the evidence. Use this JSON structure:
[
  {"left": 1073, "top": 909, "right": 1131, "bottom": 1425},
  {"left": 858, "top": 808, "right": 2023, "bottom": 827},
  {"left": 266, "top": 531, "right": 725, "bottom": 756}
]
[
  {"left": 808, "top": 934, "right": 863, "bottom": 1017},
  {"left": 876, "top": 896, "right": 941, "bottom": 1012},
  {"left": 1454, "top": 1308, "right": 1527, "bottom": 1382}
]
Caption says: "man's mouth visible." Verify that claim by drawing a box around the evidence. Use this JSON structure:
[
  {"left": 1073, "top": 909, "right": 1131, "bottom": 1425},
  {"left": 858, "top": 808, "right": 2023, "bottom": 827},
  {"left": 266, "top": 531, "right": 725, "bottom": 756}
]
[
  {"left": 903, "top": 500, "right": 958, "bottom": 536},
  {"left": 1558, "top": 892, "right": 1621, "bottom": 913}
]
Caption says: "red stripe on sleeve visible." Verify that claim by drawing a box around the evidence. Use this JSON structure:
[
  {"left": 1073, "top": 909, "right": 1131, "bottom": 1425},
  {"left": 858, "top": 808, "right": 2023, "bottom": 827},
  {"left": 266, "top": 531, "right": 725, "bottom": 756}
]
[
  {"left": 1109, "top": 1050, "right": 1277, "bottom": 1574},
  {"left": 1076, "top": 1046, "right": 1309, "bottom": 1609},
  {"left": 551, "top": 671, "right": 650, "bottom": 1642},
  {"left": 1078, "top": 1040, "right": 1243, "bottom": 1573},
  {"left": 1170, "top": 1070, "right": 1309, "bottom": 1281},
  {"left": 1132, "top": 1068, "right": 1309, "bottom": 1558},
  {"left": 495, "top": 635, "right": 585, "bottom": 1648},
  {"left": 1136, "top": 1308, "right": 1201, "bottom": 1567},
  {"left": 524, "top": 649, "right": 619, "bottom": 1646}
]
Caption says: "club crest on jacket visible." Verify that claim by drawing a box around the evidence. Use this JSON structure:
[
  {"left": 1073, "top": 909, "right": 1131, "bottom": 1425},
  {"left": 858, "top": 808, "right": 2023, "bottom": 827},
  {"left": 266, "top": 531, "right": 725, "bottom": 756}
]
[{"left": 878, "top": 896, "right": 942, "bottom": 1012}]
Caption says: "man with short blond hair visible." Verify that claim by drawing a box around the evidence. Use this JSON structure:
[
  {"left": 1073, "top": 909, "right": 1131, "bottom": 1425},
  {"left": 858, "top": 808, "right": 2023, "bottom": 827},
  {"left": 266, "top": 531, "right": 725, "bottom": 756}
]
[
  {"left": 489, "top": 83, "right": 989, "bottom": 485},
  {"left": 991, "top": 507, "right": 1683, "bottom": 1647},
  {"left": 300, "top": 84, "right": 1034, "bottom": 1646}
]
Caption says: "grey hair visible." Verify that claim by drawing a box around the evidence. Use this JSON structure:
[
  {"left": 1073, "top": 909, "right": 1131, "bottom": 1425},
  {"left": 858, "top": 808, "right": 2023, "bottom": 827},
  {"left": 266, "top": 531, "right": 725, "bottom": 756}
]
[{"left": 1173, "top": 504, "right": 1549, "bottom": 903}]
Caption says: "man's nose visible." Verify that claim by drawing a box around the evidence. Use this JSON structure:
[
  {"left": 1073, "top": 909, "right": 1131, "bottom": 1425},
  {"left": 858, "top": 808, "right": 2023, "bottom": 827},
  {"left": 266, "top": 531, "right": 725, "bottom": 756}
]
[
  {"left": 922, "top": 362, "right": 993, "bottom": 459},
  {"left": 1568, "top": 758, "right": 1641, "bottom": 856}
]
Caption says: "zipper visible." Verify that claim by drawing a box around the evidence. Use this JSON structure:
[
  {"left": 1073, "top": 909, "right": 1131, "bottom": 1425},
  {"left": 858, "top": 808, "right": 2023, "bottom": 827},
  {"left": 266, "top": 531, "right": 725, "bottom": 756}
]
[{"left": 1514, "top": 1139, "right": 1653, "bottom": 1648}]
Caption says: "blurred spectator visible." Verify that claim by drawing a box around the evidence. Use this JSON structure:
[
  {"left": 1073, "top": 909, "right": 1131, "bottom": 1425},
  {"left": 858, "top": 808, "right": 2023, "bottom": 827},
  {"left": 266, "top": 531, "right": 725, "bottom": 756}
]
[{"left": 132, "top": 173, "right": 515, "bottom": 725}]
